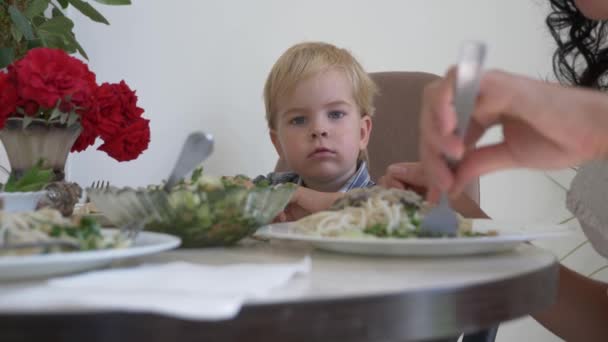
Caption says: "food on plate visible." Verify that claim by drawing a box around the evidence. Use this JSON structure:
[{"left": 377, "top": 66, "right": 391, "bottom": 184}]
[
  {"left": 295, "top": 187, "right": 496, "bottom": 238},
  {"left": 0, "top": 208, "right": 129, "bottom": 256}
]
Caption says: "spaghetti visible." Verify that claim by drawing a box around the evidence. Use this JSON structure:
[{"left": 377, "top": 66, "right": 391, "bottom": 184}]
[
  {"left": 0, "top": 208, "right": 128, "bottom": 255},
  {"left": 295, "top": 187, "right": 483, "bottom": 238}
]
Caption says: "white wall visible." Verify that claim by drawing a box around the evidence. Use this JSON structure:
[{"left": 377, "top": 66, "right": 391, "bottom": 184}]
[
  {"left": 66, "top": 0, "right": 554, "bottom": 187},
  {"left": 22, "top": 1, "right": 608, "bottom": 341}
]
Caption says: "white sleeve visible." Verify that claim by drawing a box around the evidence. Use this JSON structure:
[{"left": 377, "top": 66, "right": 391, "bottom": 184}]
[{"left": 567, "top": 161, "right": 608, "bottom": 258}]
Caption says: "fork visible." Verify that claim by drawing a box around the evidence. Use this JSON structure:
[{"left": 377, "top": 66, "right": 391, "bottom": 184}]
[
  {"left": 90, "top": 180, "right": 110, "bottom": 190},
  {"left": 87, "top": 180, "right": 142, "bottom": 240},
  {"left": 86, "top": 180, "right": 110, "bottom": 203},
  {"left": 422, "top": 41, "right": 486, "bottom": 237}
]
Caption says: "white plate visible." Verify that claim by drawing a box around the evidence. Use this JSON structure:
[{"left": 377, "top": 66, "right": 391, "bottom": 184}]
[
  {"left": 256, "top": 220, "right": 573, "bottom": 256},
  {"left": 0, "top": 230, "right": 181, "bottom": 280}
]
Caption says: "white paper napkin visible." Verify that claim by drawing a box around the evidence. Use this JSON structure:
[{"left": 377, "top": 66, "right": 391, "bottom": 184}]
[{"left": 0, "top": 257, "right": 310, "bottom": 320}]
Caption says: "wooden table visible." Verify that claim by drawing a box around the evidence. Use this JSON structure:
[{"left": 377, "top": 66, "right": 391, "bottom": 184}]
[{"left": 0, "top": 240, "right": 558, "bottom": 342}]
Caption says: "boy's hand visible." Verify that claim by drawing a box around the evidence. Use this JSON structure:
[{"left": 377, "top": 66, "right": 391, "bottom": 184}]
[
  {"left": 378, "top": 162, "right": 438, "bottom": 201},
  {"left": 274, "top": 187, "right": 343, "bottom": 222}
]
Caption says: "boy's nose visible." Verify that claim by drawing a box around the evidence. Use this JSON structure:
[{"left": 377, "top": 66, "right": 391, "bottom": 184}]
[{"left": 311, "top": 129, "right": 328, "bottom": 138}]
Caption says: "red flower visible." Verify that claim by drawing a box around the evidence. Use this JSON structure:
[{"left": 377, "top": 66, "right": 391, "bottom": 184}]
[
  {"left": 16, "top": 99, "right": 40, "bottom": 116},
  {"left": 95, "top": 81, "right": 144, "bottom": 140},
  {"left": 9, "top": 48, "right": 96, "bottom": 110},
  {"left": 97, "top": 118, "right": 150, "bottom": 161},
  {"left": 71, "top": 115, "right": 98, "bottom": 152},
  {"left": 0, "top": 72, "right": 17, "bottom": 128},
  {"left": 1, "top": 47, "right": 149, "bottom": 163}
]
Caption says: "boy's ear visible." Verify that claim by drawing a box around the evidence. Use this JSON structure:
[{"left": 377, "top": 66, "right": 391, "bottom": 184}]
[
  {"left": 269, "top": 129, "right": 284, "bottom": 158},
  {"left": 359, "top": 115, "right": 373, "bottom": 150}
]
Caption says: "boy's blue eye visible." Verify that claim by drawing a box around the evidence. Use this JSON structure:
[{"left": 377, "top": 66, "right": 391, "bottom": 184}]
[
  {"left": 289, "top": 116, "right": 306, "bottom": 125},
  {"left": 328, "top": 111, "right": 345, "bottom": 119}
]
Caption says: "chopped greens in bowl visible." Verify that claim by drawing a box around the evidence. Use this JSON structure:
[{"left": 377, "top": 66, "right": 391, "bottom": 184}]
[{"left": 88, "top": 170, "right": 296, "bottom": 247}]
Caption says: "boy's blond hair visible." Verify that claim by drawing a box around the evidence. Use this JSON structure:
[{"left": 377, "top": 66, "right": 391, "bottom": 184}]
[{"left": 264, "top": 42, "right": 378, "bottom": 130}]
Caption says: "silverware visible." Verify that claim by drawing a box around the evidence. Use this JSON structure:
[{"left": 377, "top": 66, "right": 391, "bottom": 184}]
[
  {"left": 422, "top": 41, "right": 486, "bottom": 237},
  {"left": 164, "top": 132, "right": 214, "bottom": 192},
  {"left": 86, "top": 180, "right": 110, "bottom": 203},
  {"left": 90, "top": 180, "right": 110, "bottom": 190}
]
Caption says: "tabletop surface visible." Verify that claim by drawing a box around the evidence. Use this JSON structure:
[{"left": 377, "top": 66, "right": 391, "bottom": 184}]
[
  {"left": 0, "top": 240, "right": 559, "bottom": 342},
  {"left": 145, "top": 240, "right": 557, "bottom": 304}
]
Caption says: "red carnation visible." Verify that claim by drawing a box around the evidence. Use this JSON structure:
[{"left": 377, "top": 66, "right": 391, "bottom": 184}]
[
  {"left": 1, "top": 47, "right": 149, "bottom": 163},
  {"left": 97, "top": 118, "right": 150, "bottom": 161},
  {"left": 95, "top": 81, "right": 144, "bottom": 140},
  {"left": 71, "top": 114, "right": 98, "bottom": 152},
  {"left": 9, "top": 48, "right": 96, "bottom": 110},
  {"left": 20, "top": 100, "right": 40, "bottom": 116},
  {"left": 0, "top": 72, "right": 17, "bottom": 128}
]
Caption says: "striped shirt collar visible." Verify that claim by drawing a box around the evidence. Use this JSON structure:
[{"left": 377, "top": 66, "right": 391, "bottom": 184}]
[
  {"left": 338, "top": 160, "right": 375, "bottom": 192},
  {"left": 259, "top": 161, "right": 376, "bottom": 192},
  {"left": 295, "top": 160, "right": 375, "bottom": 192}
]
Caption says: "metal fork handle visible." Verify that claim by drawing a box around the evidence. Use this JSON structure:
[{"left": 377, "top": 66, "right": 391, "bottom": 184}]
[
  {"left": 453, "top": 41, "right": 486, "bottom": 138},
  {"left": 446, "top": 42, "right": 486, "bottom": 169},
  {"left": 164, "top": 132, "right": 214, "bottom": 192},
  {"left": 438, "top": 193, "right": 450, "bottom": 206}
]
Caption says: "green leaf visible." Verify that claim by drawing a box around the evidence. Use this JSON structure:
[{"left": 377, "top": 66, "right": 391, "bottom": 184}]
[
  {"left": 22, "top": 116, "right": 33, "bottom": 129},
  {"left": 26, "top": 38, "right": 44, "bottom": 49},
  {"left": 3, "top": 159, "right": 54, "bottom": 192},
  {"left": 38, "top": 30, "right": 72, "bottom": 51},
  {"left": 52, "top": 7, "right": 64, "bottom": 17},
  {"left": 37, "top": 17, "right": 79, "bottom": 53},
  {"left": 0, "top": 48, "right": 15, "bottom": 69},
  {"left": 67, "top": 112, "right": 79, "bottom": 126},
  {"left": 68, "top": 0, "right": 109, "bottom": 25},
  {"left": 49, "top": 107, "right": 62, "bottom": 121},
  {"left": 92, "top": 0, "right": 130, "bottom": 5},
  {"left": 11, "top": 24, "right": 23, "bottom": 42},
  {"left": 59, "top": 112, "right": 68, "bottom": 124},
  {"left": 32, "top": 15, "right": 46, "bottom": 26},
  {"left": 62, "top": 31, "right": 88, "bottom": 59},
  {"left": 9, "top": 6, "right": 35, "bottom": 40},
  {"left": 37, "top": 16, "right": 74, "bottom": 34},
  {"left": 25, "top": 0, "right": 50, "bottom": 19},
  {"left": 57, "top": 0, "right": 69, "bottom": 8},
  {"left": 191, "top": 167, "right": 203, "bottom": 183}
]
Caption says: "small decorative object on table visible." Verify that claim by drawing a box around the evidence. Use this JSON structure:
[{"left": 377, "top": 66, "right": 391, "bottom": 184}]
[
  {"left": 0, "top": 159, "right": 81, "bottom": 215},
  {"left": 39, "top": 181, "right": 83, "bottom": 216}
]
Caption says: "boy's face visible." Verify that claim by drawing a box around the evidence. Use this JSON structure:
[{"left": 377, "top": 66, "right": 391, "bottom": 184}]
[{"left": 270, "top": 68, "right": 372, "bottom": 187}]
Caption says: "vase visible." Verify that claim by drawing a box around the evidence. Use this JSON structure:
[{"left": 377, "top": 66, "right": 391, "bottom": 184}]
[{"left": 0, "top": 117, "right": 82, "bottom": 182}]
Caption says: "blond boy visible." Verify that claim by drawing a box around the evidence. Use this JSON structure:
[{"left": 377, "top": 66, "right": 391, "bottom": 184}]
[{"left": 257, "top": 42, "right": 378, "bottom": 193}]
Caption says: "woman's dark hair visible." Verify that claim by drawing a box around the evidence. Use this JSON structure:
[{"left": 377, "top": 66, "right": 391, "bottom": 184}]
[{"left": 546, "top": 0, "right": 608, "bottom": 90}]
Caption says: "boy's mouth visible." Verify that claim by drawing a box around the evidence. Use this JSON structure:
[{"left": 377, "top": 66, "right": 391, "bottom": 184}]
[{"left": 308, "top": 147, "right": 336, "bottom": 158}]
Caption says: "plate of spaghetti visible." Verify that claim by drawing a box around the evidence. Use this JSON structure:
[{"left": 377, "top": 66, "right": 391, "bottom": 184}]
[{"left": 256, "top": 188, "right": 572, "bottom": 256}]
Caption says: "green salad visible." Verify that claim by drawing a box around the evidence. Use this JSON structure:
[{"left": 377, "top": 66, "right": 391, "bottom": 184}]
[{"left": 145, "top": 168, "right": 295, "bottom": 247}]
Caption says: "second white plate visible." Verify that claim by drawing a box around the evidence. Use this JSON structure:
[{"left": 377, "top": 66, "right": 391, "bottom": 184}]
[{"left": 256, "top": 220, "right": 572, "bottom": 256}]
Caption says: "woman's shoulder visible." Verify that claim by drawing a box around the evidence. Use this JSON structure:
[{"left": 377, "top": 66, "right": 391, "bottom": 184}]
[{"left": 567, "top": 160, "right": 608, "bottom": 258}]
